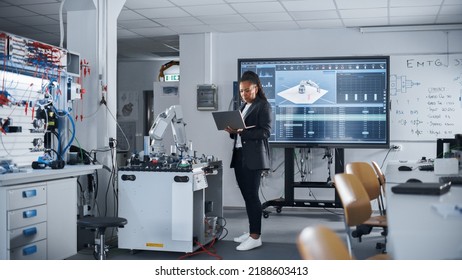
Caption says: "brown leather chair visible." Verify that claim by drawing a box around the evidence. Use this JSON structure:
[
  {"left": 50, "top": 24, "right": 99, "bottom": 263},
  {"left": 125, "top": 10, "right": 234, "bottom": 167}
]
[
  {"left": 371, "top": 160, "right": 387, "bottom": 204},
  {"left": 297, "top": 225, "right": 389, "bottom": 260},
  {"left": 345, "top": 162, "right": 385, "bottom": 215},
  {"left": 333, "top": 173, "right": 387, "bottom": 255},
  {"left": 345, "top": 162, "right": 388, "bottom": 251}
]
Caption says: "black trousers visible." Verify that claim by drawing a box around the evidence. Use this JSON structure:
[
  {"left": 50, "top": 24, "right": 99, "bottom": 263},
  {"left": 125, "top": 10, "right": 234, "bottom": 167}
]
[{"left": 233, "top": 148, "right": 263, "bottom": 235}]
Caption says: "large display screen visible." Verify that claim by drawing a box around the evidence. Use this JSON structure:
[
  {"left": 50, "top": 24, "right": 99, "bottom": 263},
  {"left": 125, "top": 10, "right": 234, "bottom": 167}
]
[{"left": 238, "top": 56, "right": 390, "bottom": 148}]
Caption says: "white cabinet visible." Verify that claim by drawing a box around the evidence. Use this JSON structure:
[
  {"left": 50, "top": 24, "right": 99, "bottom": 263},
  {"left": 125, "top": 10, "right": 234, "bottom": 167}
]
[
  {"left": 0, "top": 178, "right": 77, "bottom": 260},
  {"left": 118, "top": 162, "right": 223, "bottom": 253}
]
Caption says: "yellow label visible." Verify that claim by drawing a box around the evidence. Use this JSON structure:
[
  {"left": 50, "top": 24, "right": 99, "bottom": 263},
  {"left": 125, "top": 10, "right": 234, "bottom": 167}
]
[{"left": 146, "top": 243, "right": 164, "bottom": 248}]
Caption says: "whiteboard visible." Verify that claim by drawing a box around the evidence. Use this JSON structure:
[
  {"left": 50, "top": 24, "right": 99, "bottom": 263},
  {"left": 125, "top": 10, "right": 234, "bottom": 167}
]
[{"left": 390, "top": 54, "right": 462, "bottom": 141}]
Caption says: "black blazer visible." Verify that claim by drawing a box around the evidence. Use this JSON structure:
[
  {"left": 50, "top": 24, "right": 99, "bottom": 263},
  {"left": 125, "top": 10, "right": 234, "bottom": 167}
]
[{"left": 230, "top": 96, "right": 272, "bottom": 170}]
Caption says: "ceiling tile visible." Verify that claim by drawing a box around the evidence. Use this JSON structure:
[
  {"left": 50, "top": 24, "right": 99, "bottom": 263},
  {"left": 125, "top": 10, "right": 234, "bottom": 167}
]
[
  {"left": 4, "top": 0, "right": 58, "bottom": 5},
  {"left": 289, "top": 10, "right": 339, "bottom": 21},
  {"left": 181, "top": 4, "right": 236, "bottom": 16},
  {"left": 339, "top": 8, "right": 388, "bottom": 18},
  {"left": 21, "top": 3, "right": 62, "bottom": 15},
  {"left": 169, "top": 24, "right": 215, "bottom": 34},
  {"left": 0, "top": 17, "right": 22, "bottom": 27},
  {"left": 253, "top": 21, "right": 299, "bottom": 30},
  {"left": 231, "top": 2, "right": 285, "bottom": 14},
  {"left": 119, "top": 9, "right": 146, "bottom": 21},
  {"left": 390, "top": 6, "right": 441, "bottom": 17},
  {"left": 212, "top": 22, "right": 257, "bottom": 32},
  {"left": 118, "top": 28, "right": 145, "bottom": 38},
  {"left": 169, "top": 0, "right": 226, "bottom": 6},
  {"left": 2, "top": 25, "right": 45, "bottom": 35},
  {"left": 297, "top": 19, "right": 343, "bottom": 28},
  {"left": 155, "top": 17, "right": 204, "bottom": 26},
  {"left": 45, "top": 13, "right": 66, "bottom": 22},
  {"left": 32, "top": 24, "right": 60, "bottom": 33},
  {"left": 436, "top": 14, "right": 462, "bottom": 23},
  {"left": 118, "top": 19, "right": 160, "bottom": 29},
  {"left": 225, "top": 0, "right": 270, "bottom": 2},
  {"left": 389, "top": 0, "right": 443, "bottom": 7},
  {"left": 390, "top": 16, "right": 436, "bottom": 25},
  {"left": 343, "top": 17, "right": 388, "bottom": 27},
  {"left": 124, "top": 0, "right": 174, "bottom": 9},
  {"left": 242, "top": 12, "right": 292, "bottom": 22},
  {"left": 8, "top": 15, "right": 57, "bottom": 26},
  {"left": 135, "top": 7, "right": 190, "bottom": 18},
  {"left": 281, "top": 0, "right": 337, "bottom": 11},
  {"left": 444, "top": 0, "right": 462, "bottom": 4},
  {"left": 198, "top": 14, "right": 246, "bottom": 24},
  {"left": 335, "top": 0, "right": 387, "bottom": 9},
  {"left": 129, "top": 27, "right": 177, "bottom": 37},
  {"left": 440, "top": 5, "right": 462, "bottom": 15},
  {"left": 0, "top": 6, "right": 37, "bottom": 17},
  {"left": 0, "top": 1, "right": 12, "bottom": 7}
]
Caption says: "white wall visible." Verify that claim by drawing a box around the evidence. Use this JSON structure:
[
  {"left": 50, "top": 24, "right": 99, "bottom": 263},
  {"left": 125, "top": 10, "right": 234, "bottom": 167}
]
[
  {"left": 179, "top": 28, "right": 462, "bottom": 207},
  {"left": 117, "top": 60, "right": 170, "bottom": 152}
]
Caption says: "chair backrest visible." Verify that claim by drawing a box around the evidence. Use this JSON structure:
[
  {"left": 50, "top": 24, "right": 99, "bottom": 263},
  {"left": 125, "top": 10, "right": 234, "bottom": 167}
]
[
  {"left": 345, "top": 162, "right": 381, "bottom": 201},
  {"left": 371, "top": 161, "right": 386, "bottom": 192},
  {"left": 334, "top": 173, "right": 372, "bottom": 227},
  {"left": 297, "top": 225, "right": 352, "bottom": 260}
]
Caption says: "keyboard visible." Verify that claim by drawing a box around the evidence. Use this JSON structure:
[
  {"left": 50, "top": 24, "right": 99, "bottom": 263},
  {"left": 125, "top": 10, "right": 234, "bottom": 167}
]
[
  {"left": 418, "top": 164, "right": 434, "bottom": 171},
  {"left": 439, "top": 176, "right": 462, "bottom": 185}
]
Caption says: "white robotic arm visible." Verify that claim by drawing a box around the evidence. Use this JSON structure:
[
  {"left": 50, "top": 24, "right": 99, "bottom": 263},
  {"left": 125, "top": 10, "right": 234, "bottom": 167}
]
[{"left": 149, "top": 105, "right": 188, "bottom": 153}]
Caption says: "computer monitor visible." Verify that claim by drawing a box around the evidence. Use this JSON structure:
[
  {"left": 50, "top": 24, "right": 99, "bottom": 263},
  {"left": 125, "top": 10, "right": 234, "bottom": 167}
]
[{"left": 238, "top": 56, "right": 390, "bottom": 148}]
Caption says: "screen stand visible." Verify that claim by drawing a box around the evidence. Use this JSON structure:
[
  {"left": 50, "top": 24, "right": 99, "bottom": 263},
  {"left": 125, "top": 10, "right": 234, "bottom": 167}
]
[{"left": 261, "top": 147, "right": 343, "bottom": 218}]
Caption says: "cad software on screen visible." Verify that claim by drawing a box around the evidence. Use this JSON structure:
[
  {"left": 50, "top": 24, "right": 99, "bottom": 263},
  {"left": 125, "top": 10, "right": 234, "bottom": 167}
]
[{"left": 239, "top": 57, "right": 389, "bottom": 147}]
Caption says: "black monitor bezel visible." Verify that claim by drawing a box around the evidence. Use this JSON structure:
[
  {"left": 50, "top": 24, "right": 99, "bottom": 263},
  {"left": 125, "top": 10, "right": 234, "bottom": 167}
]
[{"left": 237, "top": 56, "right": 391, "bottom": 149}]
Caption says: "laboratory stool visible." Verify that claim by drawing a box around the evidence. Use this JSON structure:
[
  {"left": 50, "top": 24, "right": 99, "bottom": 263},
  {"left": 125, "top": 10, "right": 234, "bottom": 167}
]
[{"left": 77, "top": 216, "right": 127, "bottom": 260}]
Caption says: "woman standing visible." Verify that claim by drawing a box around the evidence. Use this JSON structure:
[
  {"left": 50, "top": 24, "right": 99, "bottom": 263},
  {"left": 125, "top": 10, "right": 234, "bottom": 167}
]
[{"left": 225, "top": 70, "right": 272, "bottom": 251}]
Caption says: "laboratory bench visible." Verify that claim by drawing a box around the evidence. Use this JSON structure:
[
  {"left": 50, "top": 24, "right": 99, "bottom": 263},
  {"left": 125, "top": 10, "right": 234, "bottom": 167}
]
[{"left": 0, "top": 165, "right": 102, "bottom": 260}]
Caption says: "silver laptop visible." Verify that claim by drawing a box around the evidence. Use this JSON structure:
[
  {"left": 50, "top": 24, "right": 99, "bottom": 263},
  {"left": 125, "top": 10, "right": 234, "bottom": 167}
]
[{"left": 212, "top": 110, "right": 255, "bottom": 130}]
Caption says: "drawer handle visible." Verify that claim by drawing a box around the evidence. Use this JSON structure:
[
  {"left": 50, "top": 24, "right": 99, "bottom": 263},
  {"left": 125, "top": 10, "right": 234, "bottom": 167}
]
[
  {"left": 22, "top": 189, "right": 37, "bottom": 198},
  {"left": 23, "top": 227, "right": 37, "bottom": 236},
  {"left": 23, "top": 210, "right": 37, "bottom": 219},
  {"left": 22, "top": 245, "right": 37, "bottom": 256}
]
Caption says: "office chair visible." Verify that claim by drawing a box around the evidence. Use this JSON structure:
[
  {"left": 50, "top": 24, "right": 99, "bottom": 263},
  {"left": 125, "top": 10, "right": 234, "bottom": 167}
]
[
  {"left": 297, "top": 225, "right": 389, "bottom": 260},
  {"left": 333, "top": 173, "right": 387, "bottom": 256},
  {"left": 371, "top": 161, "right": 387, "bottom": 201},
  {"left": 345, "top": 162, "right": 388, "bottom": 251},
  {"left": 345, "top": 162, "right": 385, "bottom": 215},
  {"left": 77, "top": 216, "right": 127, "bottom": 260}
]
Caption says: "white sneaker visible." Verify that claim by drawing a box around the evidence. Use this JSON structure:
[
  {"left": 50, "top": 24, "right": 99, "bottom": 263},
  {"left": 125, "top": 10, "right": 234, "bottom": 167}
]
[
  {"left": 236, "top": 237, "right": 262, "bottom": 251},
  {"left": 233, "top": 232, "right": 249, "bottom": 243}
]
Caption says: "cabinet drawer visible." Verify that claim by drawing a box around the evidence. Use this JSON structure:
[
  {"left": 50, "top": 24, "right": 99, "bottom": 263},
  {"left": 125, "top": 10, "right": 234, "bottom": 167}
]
[
  {"left": 9, "top": 239, "right": 47, "bottom": 260},
  {"left": 8, "top": 204, "right": 47, "bottom": 230},
  {"left": 7, "top": 185, "right": 46, "bottom": 211},
  {"left": 8, "top": 222, "right": 47, "bottom": 249}
]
